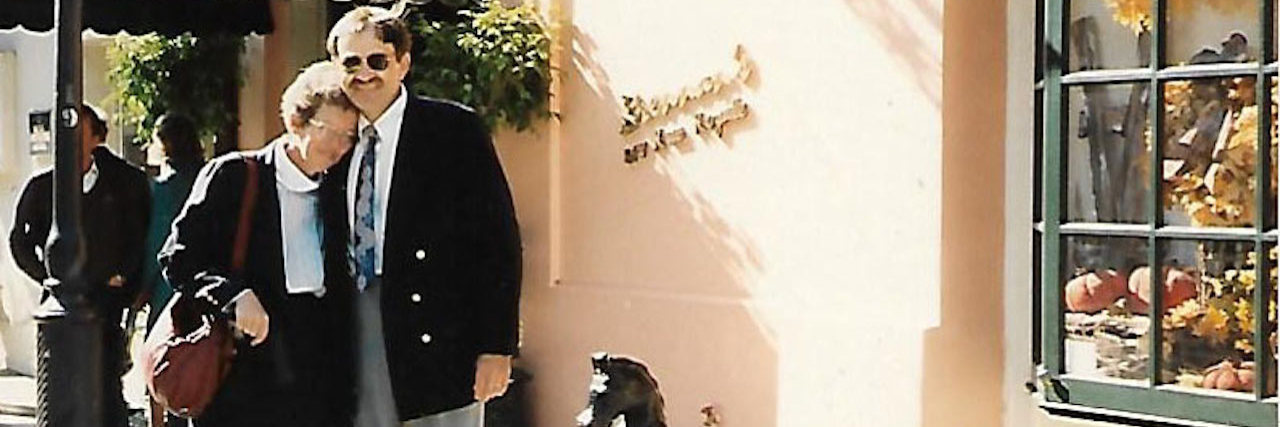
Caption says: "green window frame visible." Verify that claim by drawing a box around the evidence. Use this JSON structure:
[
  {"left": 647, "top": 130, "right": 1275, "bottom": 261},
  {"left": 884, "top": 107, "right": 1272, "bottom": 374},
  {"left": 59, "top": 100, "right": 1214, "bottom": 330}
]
[{"left": 1038, "top": 1, "right": 1278, "bottom": 426}]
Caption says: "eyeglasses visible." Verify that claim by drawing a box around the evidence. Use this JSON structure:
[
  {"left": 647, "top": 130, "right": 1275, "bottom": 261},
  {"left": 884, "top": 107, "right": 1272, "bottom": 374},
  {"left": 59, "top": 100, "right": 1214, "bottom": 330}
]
[
  {"left": 308, "top": 119, "right": 357, "bottom": 141},
  {"left": 340, "top": 53, "right": 391, "bottom": 73}
]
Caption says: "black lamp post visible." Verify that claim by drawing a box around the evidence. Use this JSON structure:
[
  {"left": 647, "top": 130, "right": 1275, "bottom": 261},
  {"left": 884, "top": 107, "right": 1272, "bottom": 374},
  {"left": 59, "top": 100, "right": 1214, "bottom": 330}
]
[
  {"left": 33, "top": 0, "right": 101, "bottom": 425},
  {"left": 0, "top": 2, "right": 272, "bottom": 424}
]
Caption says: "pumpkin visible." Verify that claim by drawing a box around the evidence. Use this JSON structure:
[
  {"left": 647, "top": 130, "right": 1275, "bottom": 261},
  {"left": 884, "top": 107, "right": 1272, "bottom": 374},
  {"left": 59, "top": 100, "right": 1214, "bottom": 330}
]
[
  {"left": 1065, "top": 270, "right": 1127, "bottom": 313},
  {"left": 1125, "top": 267, "right": 1198, "bottom": 313},
  {"left": 1203, "top": 360, "right": 1250, "bottom": 392}
]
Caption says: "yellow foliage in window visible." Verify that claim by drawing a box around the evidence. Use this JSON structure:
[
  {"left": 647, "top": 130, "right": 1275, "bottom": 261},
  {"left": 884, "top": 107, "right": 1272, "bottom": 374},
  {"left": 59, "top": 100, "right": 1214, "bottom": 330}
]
[{"left": 1102, "top": 0, "right": 1252, "bottom": 34}]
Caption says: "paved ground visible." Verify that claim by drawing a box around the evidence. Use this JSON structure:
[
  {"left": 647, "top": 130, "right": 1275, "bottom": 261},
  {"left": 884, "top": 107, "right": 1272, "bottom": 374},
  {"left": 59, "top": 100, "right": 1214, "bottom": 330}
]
[
  {"left": 0, "top": 371, "right": 34, "bottom": 427},
  {"left": 0, "top": 316, "right": 149, "bottom": 427},
  {"left": 0, "top": 414, "right": 35, "bottom": 427}
]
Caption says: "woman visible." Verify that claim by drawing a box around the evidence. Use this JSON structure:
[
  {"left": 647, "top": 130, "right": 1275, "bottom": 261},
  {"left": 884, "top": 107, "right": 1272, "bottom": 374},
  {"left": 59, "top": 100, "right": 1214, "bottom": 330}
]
[
  {"left": 141, "top": 112, "right": 205, "bottom": 330},
  {"left": 139, "top": 112, "right": 206, "bottom": 427},
  {"left": 159, "top": 61, "right": 358, "bottom": 427}
]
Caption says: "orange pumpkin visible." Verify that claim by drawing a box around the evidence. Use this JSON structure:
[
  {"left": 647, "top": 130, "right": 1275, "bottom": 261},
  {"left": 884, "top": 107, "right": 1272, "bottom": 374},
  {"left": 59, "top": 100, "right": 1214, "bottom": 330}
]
[
  {"left": 1125, "top": 267, "right": 1198, "bottom": 313},
  {"left": 1065, "top": 270, "right": 1127, "bottom": 313},
  {"left": 1203, "top": 360, "right": 1250, "bottom": 392}
]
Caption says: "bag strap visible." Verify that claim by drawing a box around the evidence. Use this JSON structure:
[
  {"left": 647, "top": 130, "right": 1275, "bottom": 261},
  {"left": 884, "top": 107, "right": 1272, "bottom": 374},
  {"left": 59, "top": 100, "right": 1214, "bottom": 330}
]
[{"left": 230, "top": 158, "right": 259, "bottom": 274}]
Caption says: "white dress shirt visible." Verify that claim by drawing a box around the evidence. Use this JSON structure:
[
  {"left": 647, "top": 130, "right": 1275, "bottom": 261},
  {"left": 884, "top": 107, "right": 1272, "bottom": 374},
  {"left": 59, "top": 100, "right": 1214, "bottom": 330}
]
[
  {"left": 276, "top": 140, "right": 327, "bottom": 296},
  {"left": 82, "top": 158, "right": 99, "bottom": 194},
  {"left": 346, "top": 85, "right": 408, "bottom": 276}
]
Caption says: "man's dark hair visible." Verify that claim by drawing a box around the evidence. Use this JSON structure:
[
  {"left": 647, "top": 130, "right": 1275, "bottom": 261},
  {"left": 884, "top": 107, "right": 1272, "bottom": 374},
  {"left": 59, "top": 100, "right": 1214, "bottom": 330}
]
[
  {"left": 154, "top": 113, "right": 203, "bottom": 167},
  {"left": 81, "top": 103, "right": 108, "bottom": 140}
]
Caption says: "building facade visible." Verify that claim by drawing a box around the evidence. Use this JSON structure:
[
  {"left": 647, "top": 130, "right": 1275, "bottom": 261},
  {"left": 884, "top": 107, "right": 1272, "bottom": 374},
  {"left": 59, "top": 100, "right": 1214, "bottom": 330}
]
[{"left": 0, "top": 0, "right": 1272, "bottom": 425}]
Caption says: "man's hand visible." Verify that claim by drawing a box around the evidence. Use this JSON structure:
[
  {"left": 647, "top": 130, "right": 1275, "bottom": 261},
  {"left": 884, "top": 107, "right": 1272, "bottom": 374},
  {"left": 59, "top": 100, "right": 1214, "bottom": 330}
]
[
  {"left": 474, "top": 354, "right": 512, "bottom": 402},
  {"left": 108, "top": 274, "right": 125, "bottom": 288},
  {"left": 232, "top": 291, "right": 269, "bottom": 346}
]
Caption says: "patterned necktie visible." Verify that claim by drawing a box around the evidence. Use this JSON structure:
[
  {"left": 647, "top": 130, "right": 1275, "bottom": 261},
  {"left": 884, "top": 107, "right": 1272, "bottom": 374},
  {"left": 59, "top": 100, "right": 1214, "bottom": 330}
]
[{"left": 352, "top": 126, "right": 379, "bottom": 291}]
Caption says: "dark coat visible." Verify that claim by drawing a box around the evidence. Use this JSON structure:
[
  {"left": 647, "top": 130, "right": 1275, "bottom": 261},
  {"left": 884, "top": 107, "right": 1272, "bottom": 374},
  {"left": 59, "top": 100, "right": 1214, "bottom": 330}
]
[
  {"left": 159, "top": 141, "right": 354, "bottom": 427},
  {"left": 141, "top": 162, "right": 202, "bottom": 329},
  {"left": 8, "top": 146, "right": 151, "bottom": 315},
  {"left": 325, "top": 96, "right": 523, "bottom": 419}
]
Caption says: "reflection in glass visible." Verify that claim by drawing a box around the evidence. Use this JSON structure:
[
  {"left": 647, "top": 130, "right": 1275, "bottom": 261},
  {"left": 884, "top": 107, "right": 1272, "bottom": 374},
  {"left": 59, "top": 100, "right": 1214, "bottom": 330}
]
[
  {"left": 1164, "top": 0, "right": 1259, "bottom": 66},
  {"left": 1269, "top": 83, "right": 1278, "bottom": 230},
  {"left": 1158, "top": 240, "right": 1264, "bottom": 395},
  {"left": 1267, "top": 244, "right": 1277, "bottom": 397},
  {"left": 1160, "top": 78, "right": 1264, "bottom": 228},
  {"left": 1067, "top": 84, "right": 1151, "bottom": 224},
  {"left": 1070, "top": 1, "right": 1258, "bottom": 67},
  {"left": 1063, "top": 236, "right": 1150, "bottom": 381},
  {"left": 1068, "top": 0, "right": 1148, "bottom": 71}
]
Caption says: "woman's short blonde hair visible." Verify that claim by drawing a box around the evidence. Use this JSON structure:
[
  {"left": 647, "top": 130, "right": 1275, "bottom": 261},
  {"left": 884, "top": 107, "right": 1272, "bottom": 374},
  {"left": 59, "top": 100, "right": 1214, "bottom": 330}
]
[{"left": 279, "top": 61, "right": 356, "bottom": 133}]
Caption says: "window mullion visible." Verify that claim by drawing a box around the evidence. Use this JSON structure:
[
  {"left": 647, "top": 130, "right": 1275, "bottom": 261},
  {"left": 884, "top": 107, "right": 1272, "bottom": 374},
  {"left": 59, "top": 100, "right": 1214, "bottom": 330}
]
[
  {"left": 1252, "top": 0, "right": 1275, "bottom": 402},
  {"left": 1042, "top": 0, "right": 1066, "bottom": 379},
  {"left": 1145, "top": 0, "right": 1166, "bottom": 390}
]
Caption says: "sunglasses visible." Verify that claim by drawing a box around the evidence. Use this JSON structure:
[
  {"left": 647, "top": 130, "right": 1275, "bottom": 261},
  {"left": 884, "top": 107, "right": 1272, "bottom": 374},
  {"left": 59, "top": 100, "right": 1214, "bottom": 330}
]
[{"left": 340, "top": 53, "right": 391, "bottom": 73}]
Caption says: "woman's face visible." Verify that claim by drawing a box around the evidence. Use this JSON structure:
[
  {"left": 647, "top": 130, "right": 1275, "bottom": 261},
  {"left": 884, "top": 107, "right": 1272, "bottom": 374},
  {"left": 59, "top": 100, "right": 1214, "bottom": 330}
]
[
  {"left": 296, "top": 104, "right": 358, "bottom": 173},
  {"left": 146, "top": 133, "right": 167, "bottom": 167}
]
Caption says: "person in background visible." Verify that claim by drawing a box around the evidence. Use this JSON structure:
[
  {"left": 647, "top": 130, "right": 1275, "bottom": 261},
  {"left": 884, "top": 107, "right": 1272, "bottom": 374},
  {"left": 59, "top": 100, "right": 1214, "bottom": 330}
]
[
  {"left": 141, "top": 112, "right": 205, "bottom": 329},
  {"left": 8, "top": 103, "right": 152, "bottom": 427},
  {"left": 138, "top": 112, "right": 205, "bottom": 427}
]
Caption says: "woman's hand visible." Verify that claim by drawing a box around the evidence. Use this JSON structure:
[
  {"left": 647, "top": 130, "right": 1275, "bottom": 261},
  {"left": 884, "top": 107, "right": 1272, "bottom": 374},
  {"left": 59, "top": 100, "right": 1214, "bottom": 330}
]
[{"left": 233, "top": 291, "right": 270, "bottom": 346}]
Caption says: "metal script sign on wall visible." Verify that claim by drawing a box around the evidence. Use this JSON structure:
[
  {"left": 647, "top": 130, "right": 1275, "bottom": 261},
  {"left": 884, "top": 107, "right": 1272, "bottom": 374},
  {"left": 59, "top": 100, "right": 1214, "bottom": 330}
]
[{"left": 620, "top": 45, "right": 755, "bottom": 165}]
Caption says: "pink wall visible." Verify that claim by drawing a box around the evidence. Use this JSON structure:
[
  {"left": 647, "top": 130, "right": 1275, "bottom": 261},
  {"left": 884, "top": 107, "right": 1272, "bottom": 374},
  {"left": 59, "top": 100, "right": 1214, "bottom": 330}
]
[{"left": 496, "top": 0, "right": 1022, "bottom": 426}]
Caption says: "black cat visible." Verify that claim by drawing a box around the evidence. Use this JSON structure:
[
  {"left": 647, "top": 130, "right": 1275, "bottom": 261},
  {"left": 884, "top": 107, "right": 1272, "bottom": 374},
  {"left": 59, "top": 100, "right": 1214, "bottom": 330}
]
[{"left": 576, "top": 353, "right": 668, "bottom": 427}]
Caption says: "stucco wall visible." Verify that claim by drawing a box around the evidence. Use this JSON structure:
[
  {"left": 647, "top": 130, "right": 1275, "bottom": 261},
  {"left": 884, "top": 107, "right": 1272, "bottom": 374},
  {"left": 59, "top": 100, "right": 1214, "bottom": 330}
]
[
  {"left": 0, "top": 30, "right": 69, "bottom": 375},
  {"left": 505, "top": 0, "right": 992, "bottom": 425},
  {"left": 505, "top": 0, "right": 1157, "bottom": 425}
]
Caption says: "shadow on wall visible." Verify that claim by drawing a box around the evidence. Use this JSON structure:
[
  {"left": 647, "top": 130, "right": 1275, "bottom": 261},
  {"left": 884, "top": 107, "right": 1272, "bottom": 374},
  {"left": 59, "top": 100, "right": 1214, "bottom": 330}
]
[
  {"left": 519, "top": 1, "right": 778, "bottom": 425},
  {"left": 844, "top": 0, "right": 942, "bottom": 108},
  {"left": 922, "top": 0, "right": 1006, "bottom": 426},
  {"left": 562, "top": 23, "right": 765, "bottom": 295}
]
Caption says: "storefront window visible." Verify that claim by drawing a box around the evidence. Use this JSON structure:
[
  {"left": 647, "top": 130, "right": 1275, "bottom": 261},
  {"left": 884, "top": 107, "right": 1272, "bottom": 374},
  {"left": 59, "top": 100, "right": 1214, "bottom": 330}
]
[{"left": 1038, "top": 1, "right": 1278, "bottom": 425}]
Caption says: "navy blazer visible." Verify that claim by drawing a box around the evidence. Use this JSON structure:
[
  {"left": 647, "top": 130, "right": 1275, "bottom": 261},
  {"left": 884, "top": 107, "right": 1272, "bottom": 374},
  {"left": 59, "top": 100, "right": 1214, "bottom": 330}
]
[{"left": 325, "top": 96, "right": 523, "bottom": 419}]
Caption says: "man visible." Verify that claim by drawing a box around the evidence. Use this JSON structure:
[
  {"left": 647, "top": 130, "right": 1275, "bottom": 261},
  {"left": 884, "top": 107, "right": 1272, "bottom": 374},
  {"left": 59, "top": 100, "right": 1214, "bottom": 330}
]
[
  {"left": 8, "top": 104, "right": 151, "bottom": 426},
  {"left": 325, "top": 5, "right": 523, "bottom": 427}
]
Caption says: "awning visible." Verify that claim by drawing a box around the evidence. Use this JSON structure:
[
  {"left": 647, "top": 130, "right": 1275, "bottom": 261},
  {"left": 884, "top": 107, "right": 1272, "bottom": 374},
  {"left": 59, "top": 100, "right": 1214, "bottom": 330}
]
[
  {"left": 0, "top": 0, "right": 273, "bottom": 36},
  {"left": 328, "top": 0, "right": 477, "bottom": 24}
]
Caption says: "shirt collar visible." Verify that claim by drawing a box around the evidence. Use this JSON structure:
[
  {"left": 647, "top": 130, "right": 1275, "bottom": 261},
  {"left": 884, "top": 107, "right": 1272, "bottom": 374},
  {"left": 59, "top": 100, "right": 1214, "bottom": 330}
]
[
  {"left": 358, "top": 85, "right": 408, "bottom": 140},
  {"left": 82, "top": 157, "right": 99, "bottom": 194},
  {"left": 275, "top": 138, "right": 320, "bottom": 193}
]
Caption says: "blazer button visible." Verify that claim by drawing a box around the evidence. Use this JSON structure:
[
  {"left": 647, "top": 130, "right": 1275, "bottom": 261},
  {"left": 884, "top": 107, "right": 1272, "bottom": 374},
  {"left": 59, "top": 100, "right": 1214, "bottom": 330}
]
[
  {"left": 415, "top": 249, "right": 427, "bottom": 260},
  {"left": 411, "top": 293, "right": 422, "bottom": 303},
  {"left": 420, "top": 333, "right": 432, "bottom": 344}
]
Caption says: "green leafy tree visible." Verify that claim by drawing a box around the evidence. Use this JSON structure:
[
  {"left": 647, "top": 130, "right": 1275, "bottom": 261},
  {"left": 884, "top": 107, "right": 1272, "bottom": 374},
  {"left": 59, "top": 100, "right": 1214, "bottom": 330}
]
[
  {"left": 409, "top": 0, "right": 552, "bottom": 132},
  {"left": 107, "top": 33, "right": 244, "bottom": 152}
]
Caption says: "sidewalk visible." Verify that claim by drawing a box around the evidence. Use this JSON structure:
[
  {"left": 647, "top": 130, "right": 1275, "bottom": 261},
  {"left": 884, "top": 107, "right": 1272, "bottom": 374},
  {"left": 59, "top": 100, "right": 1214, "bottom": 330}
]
[
  {"left": 0, "top": 370, "right": 149, "bottom": 427},
  {"left": 0, "top": 370, "right": 34, "bottom": 427}
]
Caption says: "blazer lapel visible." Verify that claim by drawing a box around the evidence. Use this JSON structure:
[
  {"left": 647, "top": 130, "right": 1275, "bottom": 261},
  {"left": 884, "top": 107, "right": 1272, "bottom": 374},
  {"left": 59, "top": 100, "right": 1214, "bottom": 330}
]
[
  {"left": 383, "top": 97, "right": 439, "bottom": 274},
  {"left": 253, "top": 142, "right": 287, "bottom": 299}
]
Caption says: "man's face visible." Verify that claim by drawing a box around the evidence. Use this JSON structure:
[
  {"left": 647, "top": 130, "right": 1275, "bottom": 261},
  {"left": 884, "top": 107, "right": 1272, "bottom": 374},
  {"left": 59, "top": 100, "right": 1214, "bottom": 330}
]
[
  {"left": 333, "top": 28, "right": 411, "bottom": 114},
  {"left": 80, "top": 116, "right": 103, "bottom": 171}
]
